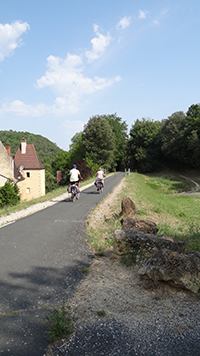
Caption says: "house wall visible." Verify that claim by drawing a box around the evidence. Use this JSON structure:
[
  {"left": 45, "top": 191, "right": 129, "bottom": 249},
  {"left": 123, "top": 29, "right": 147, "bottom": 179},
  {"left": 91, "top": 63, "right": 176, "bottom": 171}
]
[
  {"left": 18, "top": 169, "right": 45, "bottom": 201},
  {"left": 0, "top": 141, "right": 14, "bottom": 187}
]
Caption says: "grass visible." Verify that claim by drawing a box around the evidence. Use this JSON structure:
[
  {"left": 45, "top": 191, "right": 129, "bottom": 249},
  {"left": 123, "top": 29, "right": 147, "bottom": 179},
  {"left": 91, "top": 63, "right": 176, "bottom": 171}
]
[
  {"left": 87, "top": 170, "right": 200, "bottom": 254},
  {"left": 120, "top": 172, "right": 200, "bottom": 251}
]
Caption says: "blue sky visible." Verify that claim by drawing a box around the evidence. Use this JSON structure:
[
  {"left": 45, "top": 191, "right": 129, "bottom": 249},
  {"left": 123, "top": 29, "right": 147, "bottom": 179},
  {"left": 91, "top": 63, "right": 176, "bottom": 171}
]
[{"left": 0, "top": 0, "right": 200, "bottom": 150}]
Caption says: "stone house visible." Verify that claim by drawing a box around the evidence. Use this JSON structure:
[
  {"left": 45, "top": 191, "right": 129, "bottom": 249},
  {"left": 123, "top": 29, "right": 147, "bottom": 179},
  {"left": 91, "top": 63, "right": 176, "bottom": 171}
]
[
  {"left": 14, "top": 138, "right": 45, "bottom": 201},
  {"left": 0, "top": 141, "right": 15, "bottom": 186},
  {"left": 0, "top": 141, "right": 24, "bottom": 186},
  {"left": 0, "top": 141, "right": 25, "bottom": 192}
]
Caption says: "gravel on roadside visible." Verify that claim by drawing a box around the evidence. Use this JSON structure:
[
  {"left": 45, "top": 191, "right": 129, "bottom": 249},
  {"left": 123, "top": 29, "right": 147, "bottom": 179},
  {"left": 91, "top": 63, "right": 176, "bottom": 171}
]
[{"left": 48, "top": 255, "right": 200, "bottom": 356}]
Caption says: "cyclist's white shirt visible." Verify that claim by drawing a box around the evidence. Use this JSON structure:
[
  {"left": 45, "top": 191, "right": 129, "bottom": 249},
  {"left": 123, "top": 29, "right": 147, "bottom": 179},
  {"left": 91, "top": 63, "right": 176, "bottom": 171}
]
[
  {"left": 96, "top": 171, "right": 104, "bottom": 180},
  {"left": 70, "top": 168, "right": 80, "bottom": 182}
]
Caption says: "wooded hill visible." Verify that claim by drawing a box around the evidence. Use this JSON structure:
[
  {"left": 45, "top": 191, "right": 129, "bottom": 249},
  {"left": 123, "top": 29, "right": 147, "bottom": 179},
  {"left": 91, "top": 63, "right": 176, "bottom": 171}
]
[{"left": 0, "top": 130, "right": 62, "bottom": 164}]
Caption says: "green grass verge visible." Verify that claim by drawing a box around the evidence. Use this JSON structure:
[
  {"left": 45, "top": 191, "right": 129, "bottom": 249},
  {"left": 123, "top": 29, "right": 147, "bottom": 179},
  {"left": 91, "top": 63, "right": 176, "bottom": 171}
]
[
  {"left": 121, "top": 172, "right": 200, "bottom": 251},
  {"left": 87, "top": 170, "right": 200, "bottom": 253}
]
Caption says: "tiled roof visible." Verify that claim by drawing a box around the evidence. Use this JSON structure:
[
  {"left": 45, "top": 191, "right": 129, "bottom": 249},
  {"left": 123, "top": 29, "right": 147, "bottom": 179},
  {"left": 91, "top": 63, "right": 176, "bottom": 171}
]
[{"left": 14, "top": 144, "right": 45, "bottom": 170}]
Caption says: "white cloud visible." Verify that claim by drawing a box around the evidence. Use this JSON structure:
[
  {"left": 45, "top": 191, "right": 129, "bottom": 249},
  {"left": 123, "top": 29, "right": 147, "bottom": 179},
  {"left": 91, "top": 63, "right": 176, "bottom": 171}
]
[
  {"left": 0, "top": 21, "right": 30, "bottom": 62},
  {"left": 117, "top": 16, "right": 131, "bottom": 30},
  {"left": 85, "top": 24, "right": 112, "bottom": 63},
  {"left": 62, "top": 119, "right": 85, "bottom": 133},
  {"left": 0, "top": 22, "right": 121, "bottom": 118},
  {"left": 161, "top": 8, "right": 169, "bottom": 16},
  {"left": 153, "top": 8, "right": 169, "bottom": 26},
  {"left": 138, "top": 10, "right": 149, "bottom": 19},
  {"left": 36, "top": 53, "right": 121, "bottom": 114},
  {"left": 1, "top": 99, "right": 50, "bottom": 116}
]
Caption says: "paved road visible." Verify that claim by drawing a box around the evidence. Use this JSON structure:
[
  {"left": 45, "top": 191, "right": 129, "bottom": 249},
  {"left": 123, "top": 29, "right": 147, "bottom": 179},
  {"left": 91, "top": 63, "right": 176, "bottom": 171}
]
[{"left": 0, "top": 173, "right": 124, "bottom": 356}]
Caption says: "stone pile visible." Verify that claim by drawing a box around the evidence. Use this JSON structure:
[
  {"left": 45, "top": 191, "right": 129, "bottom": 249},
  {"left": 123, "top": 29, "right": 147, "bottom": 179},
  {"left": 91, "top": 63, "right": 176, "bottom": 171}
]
[{"left": 113, "top": 196, "right": 200, "bottom": 294}]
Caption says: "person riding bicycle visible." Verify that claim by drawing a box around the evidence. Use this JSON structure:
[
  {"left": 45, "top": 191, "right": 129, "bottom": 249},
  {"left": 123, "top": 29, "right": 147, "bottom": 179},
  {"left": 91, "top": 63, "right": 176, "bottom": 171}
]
[
  {"left": 95, "top": 167, "right": 105, "bottom": 187},
  {"left": 69, "top": 164, "right": 83, "bottom": 189}
]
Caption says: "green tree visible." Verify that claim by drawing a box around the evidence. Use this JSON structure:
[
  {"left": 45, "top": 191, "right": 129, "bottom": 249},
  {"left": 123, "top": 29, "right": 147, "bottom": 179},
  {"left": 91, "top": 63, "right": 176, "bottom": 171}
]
[
  {"left": 161, "top": 111, "right": 186, "bottom": 166},
  {"left": 53, "top": 150, "right": 71, "bottom": 173},
  {"left": 69, "top": 132, "right": 85, "bottom": 163},
  {"left": 104, "top": 114, "right": 128, "bottom": 170},
  {"left": 184, "top": 104, "right": 200, "bottom": 168},
  {"left": 186, "top": 104, "right": 200, "bottom": 121},
  {"left": 82, "top": 115, "right": 116, "bottom": 171},
  {"left": 128, "top": 118, "right": 161, "bottom": 172}
]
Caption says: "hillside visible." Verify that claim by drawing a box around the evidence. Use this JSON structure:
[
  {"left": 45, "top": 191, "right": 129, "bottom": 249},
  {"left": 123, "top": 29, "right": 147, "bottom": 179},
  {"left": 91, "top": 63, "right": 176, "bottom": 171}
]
[{"left": 0, "top": 130, "right": 63, "bottom": 164}]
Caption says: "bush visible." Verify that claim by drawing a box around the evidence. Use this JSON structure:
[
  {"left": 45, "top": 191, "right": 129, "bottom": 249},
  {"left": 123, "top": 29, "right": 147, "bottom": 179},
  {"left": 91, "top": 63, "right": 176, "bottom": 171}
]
[
  {"left": 45, "top": 172, "right": 59, "bottom": 193},
  {"left": 84, "top": 157, "right": 99, "bottom": 176},
  {"left": 0, "top": 181, "right": 20, "bottom": 208}
]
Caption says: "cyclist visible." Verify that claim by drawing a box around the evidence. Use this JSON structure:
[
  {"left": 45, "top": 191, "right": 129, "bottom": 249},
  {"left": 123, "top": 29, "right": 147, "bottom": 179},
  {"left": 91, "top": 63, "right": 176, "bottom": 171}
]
[
  {"left": 69, "top": 164, "right": 83, "bottom": 189},
  {"left": 95, "top": 167, "right": 105, "bottom": 187}
]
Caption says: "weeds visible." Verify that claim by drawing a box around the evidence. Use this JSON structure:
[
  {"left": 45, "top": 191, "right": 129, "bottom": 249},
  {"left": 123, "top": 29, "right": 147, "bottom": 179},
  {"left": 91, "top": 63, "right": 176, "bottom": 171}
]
[
  {"left": 79, "top": 266, "right": 89, "bottom": 275},
  {"left": 46, "top": 299, "right": 73, "bottom": 343},
  {"left": 96, "top": 310, "right": 106, "bottom": 317}
]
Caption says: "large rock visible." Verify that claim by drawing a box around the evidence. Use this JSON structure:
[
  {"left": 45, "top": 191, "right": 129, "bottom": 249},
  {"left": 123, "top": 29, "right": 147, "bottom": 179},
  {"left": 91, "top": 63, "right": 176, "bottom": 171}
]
[
  {"left": 121, "top": 217, "right": 158, "bottom": 235},
  {"left": 113, "top": 229, "right": 185, "bottom": 264},
  {"left": 119, "top": 197, "right": 136, "bottom": 219},
  {"left": 139, "top": 249, "right": 200, "bottom": 293}
]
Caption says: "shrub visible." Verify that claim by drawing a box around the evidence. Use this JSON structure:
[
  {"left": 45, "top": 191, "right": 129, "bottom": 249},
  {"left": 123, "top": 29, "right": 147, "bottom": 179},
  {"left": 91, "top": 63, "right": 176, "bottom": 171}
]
[
  {"left": 84, "top": 157, "right": 99, "bottom": 176},
  {"left": 45, "top": 172, "right": 59, "bottom": 193},
  {"left": 0, "top": 180, "right": 20, "bottom": 208}
]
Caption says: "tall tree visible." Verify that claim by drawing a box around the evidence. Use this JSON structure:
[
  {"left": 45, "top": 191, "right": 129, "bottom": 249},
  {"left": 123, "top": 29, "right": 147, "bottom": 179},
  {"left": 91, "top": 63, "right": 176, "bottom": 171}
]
[
  {"left": 104, "top": 114, "right": 128, "bottom": 170},
  {"left": 128, "top": 118, "right": 161, "bottom": 172},
  {"left": 82, "top": 115, "right": 116, "bottom": 170},
  {"left": 161, "top": 111, "right": 186, "bottom": 166},
  {"left": 69, "top": 132, "right": 85, "bottom": 163},
  {"left": 53, "top": 150, "right": 71, "bottom": 173},
  {"left": 184, "top": 104, "right": 200, "bottom": 168}
]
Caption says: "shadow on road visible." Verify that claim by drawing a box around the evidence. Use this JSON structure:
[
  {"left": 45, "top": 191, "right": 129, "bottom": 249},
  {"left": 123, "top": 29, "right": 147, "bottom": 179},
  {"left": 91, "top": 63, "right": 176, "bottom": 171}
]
[{"left": 0, "top": 259, "right": 93, "bottom": 356}]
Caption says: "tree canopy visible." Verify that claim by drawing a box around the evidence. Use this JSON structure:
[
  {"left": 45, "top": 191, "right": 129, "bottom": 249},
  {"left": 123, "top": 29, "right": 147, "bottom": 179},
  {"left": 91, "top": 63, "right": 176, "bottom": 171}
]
[
  {"left": 128, "top": 118, "right": 161, "bottom": 172},
  {"left": 104, "top": 113, "right": 128, "bottom": 170},
  {"left": 2, "top": 104, "right": 200, "bottom": 186},
  {"left": 82, "top": 115, "right": 116, "bottom": 170}
]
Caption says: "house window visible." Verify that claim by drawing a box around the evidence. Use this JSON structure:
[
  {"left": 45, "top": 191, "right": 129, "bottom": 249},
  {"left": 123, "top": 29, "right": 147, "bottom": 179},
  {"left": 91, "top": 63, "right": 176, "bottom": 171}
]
[
  {"left": 26, "top": 172, "right": 30, "bottom": 178},
  {"left": 27, "top": 187, "right": 30, "bottom": 194}
]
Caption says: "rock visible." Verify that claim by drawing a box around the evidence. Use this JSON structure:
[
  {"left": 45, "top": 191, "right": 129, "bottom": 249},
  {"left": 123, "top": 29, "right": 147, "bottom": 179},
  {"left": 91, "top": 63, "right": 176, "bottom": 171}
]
[
  {"left": 121, "top": 217, "right": 158, "bottom": 235},
  {"left": 113, "top": 229, "right": 185, "bottom": 264},
  {"left": 119, "top": 197, "right": 136, "bottom": 219},
  {"left": 139, "top": 249, "right": 200, "bottom": 293}
]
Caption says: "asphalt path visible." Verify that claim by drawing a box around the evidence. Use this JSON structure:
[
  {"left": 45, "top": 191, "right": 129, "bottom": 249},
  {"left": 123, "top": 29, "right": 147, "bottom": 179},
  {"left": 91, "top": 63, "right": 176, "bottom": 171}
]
[{"left": 0, "top": 173, "right": 124, "bottom": 356}]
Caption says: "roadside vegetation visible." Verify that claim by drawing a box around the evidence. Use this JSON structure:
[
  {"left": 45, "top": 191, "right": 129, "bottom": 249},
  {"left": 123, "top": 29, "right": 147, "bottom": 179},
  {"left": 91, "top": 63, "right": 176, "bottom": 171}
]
[
  {"left": 87, "top": 171, "right": 200, "bottom": 253},
  {"left": 46, "top": 299, "right": 73, "bottom": 343}
]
